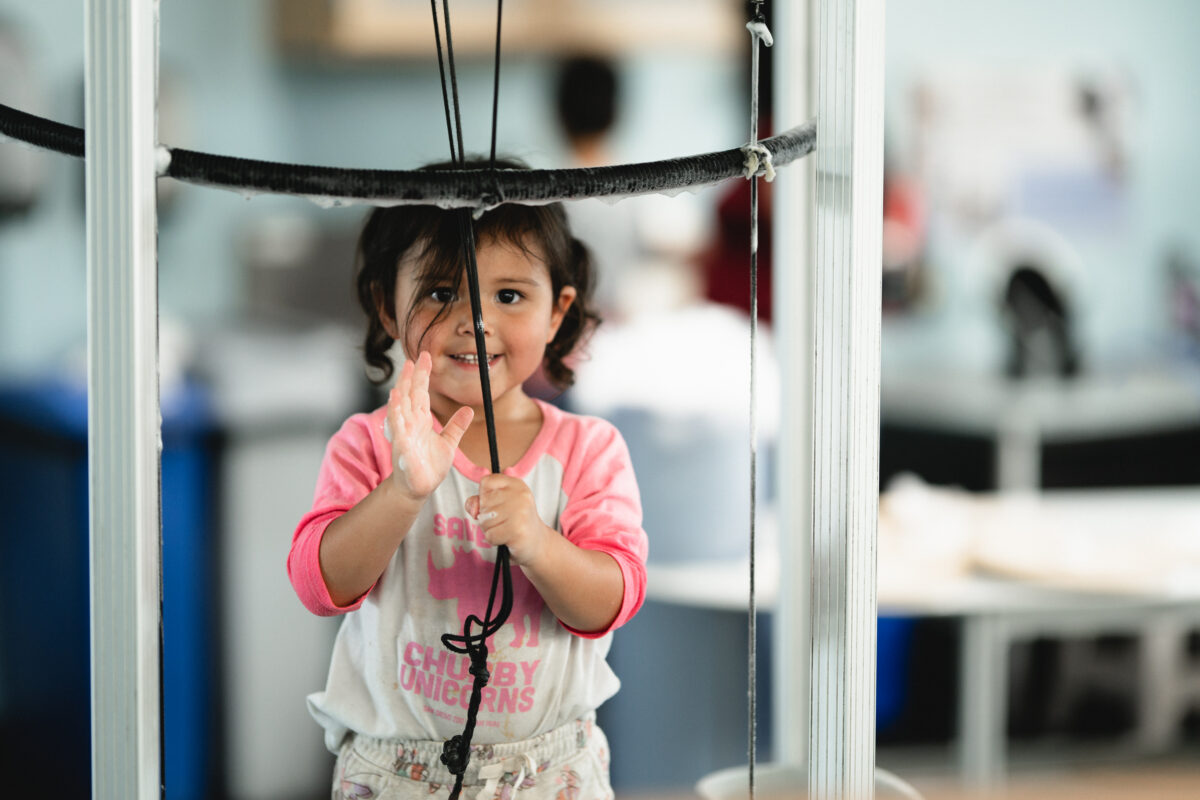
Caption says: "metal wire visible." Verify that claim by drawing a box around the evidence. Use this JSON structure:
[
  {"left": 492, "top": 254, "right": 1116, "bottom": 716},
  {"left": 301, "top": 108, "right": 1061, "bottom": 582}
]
[{"left": 747, "top": 6, "right": 771, "bottom": 800}]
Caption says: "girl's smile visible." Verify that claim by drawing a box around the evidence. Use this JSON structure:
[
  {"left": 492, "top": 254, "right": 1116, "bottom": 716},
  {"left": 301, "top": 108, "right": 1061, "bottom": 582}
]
[{"left": 447, "top": 352, "right": 501, "bottom": 368}]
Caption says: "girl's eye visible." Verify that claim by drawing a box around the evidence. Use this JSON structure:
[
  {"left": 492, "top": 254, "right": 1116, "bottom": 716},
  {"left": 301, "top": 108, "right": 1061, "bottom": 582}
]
[
  {"left": 430, "top": 287, "right": 456, "bottom": 304},
  {"left": 496, "top": 289, "right": 521, "bottom": 305}
]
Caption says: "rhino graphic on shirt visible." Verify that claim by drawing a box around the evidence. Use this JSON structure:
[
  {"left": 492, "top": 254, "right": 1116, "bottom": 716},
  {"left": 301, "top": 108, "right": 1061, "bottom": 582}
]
[{"left": 426, "top": 546, "right": 544, "bottom": 649}]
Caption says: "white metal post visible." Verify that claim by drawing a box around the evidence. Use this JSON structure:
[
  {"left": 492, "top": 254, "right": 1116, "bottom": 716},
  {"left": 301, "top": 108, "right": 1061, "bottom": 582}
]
[
  {"left": 85, "top": 0, "right": 162, "bottom": 797},
  {"left": 772, "top": 0, "right": 815, "bottom": 771},
  {"left": 808, "top": 0, "right": 886, "bottom": 797}
]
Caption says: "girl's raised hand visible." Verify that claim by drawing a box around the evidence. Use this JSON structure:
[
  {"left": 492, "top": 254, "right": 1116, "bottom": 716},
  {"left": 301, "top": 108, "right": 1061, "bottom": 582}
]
[{"left": 384, "top": 351, "right": 473, "bottom": 500}]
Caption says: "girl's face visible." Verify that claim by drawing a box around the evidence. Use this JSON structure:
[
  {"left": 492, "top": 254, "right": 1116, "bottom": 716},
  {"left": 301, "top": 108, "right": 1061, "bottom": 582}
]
[{"left": 386, "top": 235, "right": 576, "bottom": 421}]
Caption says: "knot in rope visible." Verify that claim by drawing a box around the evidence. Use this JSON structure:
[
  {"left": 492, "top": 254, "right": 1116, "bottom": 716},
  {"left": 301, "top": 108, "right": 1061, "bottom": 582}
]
[
  {"left": 440, "top": 735, "right": 470, "bottom": 776},
  {"left": 475, "top": 173, "right": 506, "bottom": 214},
  {"left": 742, "top": 144, "right": 776, "bottom": 182},
  {"left": 468, "top": 653, "right": 491, "bottom": 682}
]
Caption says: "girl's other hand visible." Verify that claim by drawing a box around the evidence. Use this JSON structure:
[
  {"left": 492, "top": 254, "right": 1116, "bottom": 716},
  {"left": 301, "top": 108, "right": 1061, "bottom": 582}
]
[
  {"left": 385, "top": 351, "right": 473, "bottom": 500},
  {"left": 465, "top": 474, "right": 552, "bottom": 566}
]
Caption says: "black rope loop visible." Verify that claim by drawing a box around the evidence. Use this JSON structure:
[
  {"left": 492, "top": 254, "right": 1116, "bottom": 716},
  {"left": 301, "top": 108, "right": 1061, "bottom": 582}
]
[
  {"left": 439, "top": 545, "right": 516, "bottom": 660},
  {"left": 0, "top": 101, "right": 815, "bottom": 207}
]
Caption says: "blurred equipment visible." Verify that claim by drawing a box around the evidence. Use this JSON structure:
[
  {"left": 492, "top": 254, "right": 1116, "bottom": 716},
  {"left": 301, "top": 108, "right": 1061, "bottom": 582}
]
[
  {"left": 573, "top": 305, "right": 778, "bottom": 789},
  {"left": 909, "top": 64, "right": 1133, "bottom": 234},
  {"left": 881, "top": 168, "right": 928, "bottom": 312},
  {"left": 1001, "top": 264, "right": 1079, "bottom": 378},
  {"left": 970, "top": 217, "right": 1085, "bottom": 379},
  {"left": 0, "top": 377, "right": 215, "bottom": 799},
  {"left": 554, "top": 54, "right": 707, "bottom": 322},
  {"left": 272, "top": 0, "right": 742, "bottom": 60},
  {"left": 698, "top": 762, "right": 925, "bottom": 800},
  {"left": 238, "top": 212, "right": 363, "bottom": 327},
  {"left": 198, "top": 321, "right": 360, "bottom": 800},
  {"left": 571, "top": 303, "right": 779, "bottom": 563},
  {"left": 1167, "top": 244, "right": 1200, "bottom": 352}
]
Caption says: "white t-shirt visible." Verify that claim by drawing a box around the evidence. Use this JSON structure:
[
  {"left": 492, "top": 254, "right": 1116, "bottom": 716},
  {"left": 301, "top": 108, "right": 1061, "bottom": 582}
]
[{"left": 289, "top": 399, "right": 648, "bottom": 753}]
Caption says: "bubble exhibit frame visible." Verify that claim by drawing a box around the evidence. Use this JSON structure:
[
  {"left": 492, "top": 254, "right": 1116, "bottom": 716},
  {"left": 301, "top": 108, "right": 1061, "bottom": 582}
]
[{"left": 0, "top": 0, "right": 887, "bottom": 797}]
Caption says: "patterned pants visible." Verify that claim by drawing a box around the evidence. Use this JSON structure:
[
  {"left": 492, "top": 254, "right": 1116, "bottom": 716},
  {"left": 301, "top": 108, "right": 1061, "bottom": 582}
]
[{"left": 333, "top": 714, "right": 613, "bottom": 800}]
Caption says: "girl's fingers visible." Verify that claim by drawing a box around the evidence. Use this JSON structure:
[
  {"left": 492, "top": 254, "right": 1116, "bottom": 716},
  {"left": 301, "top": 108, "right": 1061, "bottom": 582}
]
[
  {"left": 392, "top": 359, "right": 414, "bottom": 432},
  {"left": 465, "top": 496, "right": 498, "bottom": 527},
  {"left": 386, "top": 373, "right": 405, "bottom": 437},
  {"left": 397, "top": 356, "right": 414, "bottom": 394},
  {"left": 385, "top": 403, "right": 398, "bottom": 444},
  {"left": 440, "top": 406, "right": 474, "bottom": 450},
  {"left": 400, "top": 382, "right": 414, "bottom": 428},
  {"left": 413, "top": 351, "right": 432, "bottom": 418}
]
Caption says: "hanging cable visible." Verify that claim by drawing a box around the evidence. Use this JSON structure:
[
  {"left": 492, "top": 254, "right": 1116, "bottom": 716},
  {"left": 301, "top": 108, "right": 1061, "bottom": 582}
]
[
  {"left": 429, "top": 0, "right": 460, "bottom": 163},
  {"left": 489, "top": 0, "right": 503, "bottom": 169},
  {"left": 441, "top": 0, "right": 469, "bottom": 169},
  {"left": 428, "top": 3, "right": 512, "bottom": 798},
  {"left": 745, "top": 5, "right": 774, "bottom": 800}
]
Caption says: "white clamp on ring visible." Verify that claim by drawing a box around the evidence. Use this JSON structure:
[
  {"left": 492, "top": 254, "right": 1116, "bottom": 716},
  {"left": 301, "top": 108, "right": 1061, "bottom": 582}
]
[
  {"left": 746, "top": 19, "right": 774, "bottom": 48},
  {"left": 742, "top": 143, "right": 776, "bottom": 183},
  {"left": 155, "top": 145, "right": 173, "bottom": 177}
]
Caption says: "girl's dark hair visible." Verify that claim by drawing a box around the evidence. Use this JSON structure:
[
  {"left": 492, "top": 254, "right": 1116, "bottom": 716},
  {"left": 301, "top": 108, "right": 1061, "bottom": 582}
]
[{"left": 355, "top": 158, "right": 599, "bottom": 390}]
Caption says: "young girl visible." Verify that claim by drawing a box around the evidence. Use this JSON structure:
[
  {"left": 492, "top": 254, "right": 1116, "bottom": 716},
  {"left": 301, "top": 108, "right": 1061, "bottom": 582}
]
[{"left": 288, "top": 174, "right": 648, "bottom": 800}]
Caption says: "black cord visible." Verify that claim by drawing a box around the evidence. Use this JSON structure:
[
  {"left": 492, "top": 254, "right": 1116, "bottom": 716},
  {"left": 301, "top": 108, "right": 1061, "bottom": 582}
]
[
  {"left": 456, "top": 211, "right": 503, "bottom": 474},
  {"left": 429, "top": 0, "right": 460, "bottom": 164},
  {"left": 489, "top": 0, "right": 503, "bottom": 169},
  {"left": 427, "top": 3, "right": 511, "bottom": 797},
  {"left": 441, "top": 0, "right": 468, "bottom": 167}
]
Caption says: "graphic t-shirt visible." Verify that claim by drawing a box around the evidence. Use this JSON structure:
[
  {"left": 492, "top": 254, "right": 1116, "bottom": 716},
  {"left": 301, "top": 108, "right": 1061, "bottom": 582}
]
[{"left": 289, "top": 399, "right": 648, "bottom": 753}]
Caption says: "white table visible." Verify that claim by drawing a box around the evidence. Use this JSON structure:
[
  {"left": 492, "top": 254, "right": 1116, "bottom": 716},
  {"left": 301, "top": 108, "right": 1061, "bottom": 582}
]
[
  {"left": 880, "top": 367, "right": 1200, "bottom": 490},
  {"left": 645, "top": 488, "right": 1200, "bottom": 791}
]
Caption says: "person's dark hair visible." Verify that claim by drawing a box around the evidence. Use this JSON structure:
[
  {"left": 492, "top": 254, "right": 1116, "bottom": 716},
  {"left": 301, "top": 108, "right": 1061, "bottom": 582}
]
[
  {"left": 555, "top": 56, "right": 619, "bottom": 141},
  {"left": 355, "top": 158, "right": 599, "bottom": 390}
]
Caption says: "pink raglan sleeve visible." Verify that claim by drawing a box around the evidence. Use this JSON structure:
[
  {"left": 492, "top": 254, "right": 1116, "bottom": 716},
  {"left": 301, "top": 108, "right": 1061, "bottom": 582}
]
[
  {"left": 287, "top": 410, "right": 387, "bottom": 617},
  {"left": 557, "top": 416, "right": 649, "bottom": 638}
]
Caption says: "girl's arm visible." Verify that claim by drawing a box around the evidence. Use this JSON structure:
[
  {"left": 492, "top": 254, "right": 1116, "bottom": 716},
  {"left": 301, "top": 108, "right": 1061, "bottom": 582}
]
[
  {"left": 317, "top": 479, "right": 425, "bottom": 608},
  {"left": 521, "top": 529, "right": 626, "bottom": 634},
  {"left": 317, "top": 353, "right": 472, "bottom": 608}
]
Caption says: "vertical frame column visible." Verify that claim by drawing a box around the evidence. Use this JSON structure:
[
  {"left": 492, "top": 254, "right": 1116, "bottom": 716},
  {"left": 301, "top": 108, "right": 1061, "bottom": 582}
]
[
  {"left": 772, "top": 0, "right": 815, "bottom": 771},
  {"left": 85, "top": 0, "right": 162, "bottom": 798},
  {"left": 808, "top": 0, "right": 885, "bottom": 797}
]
